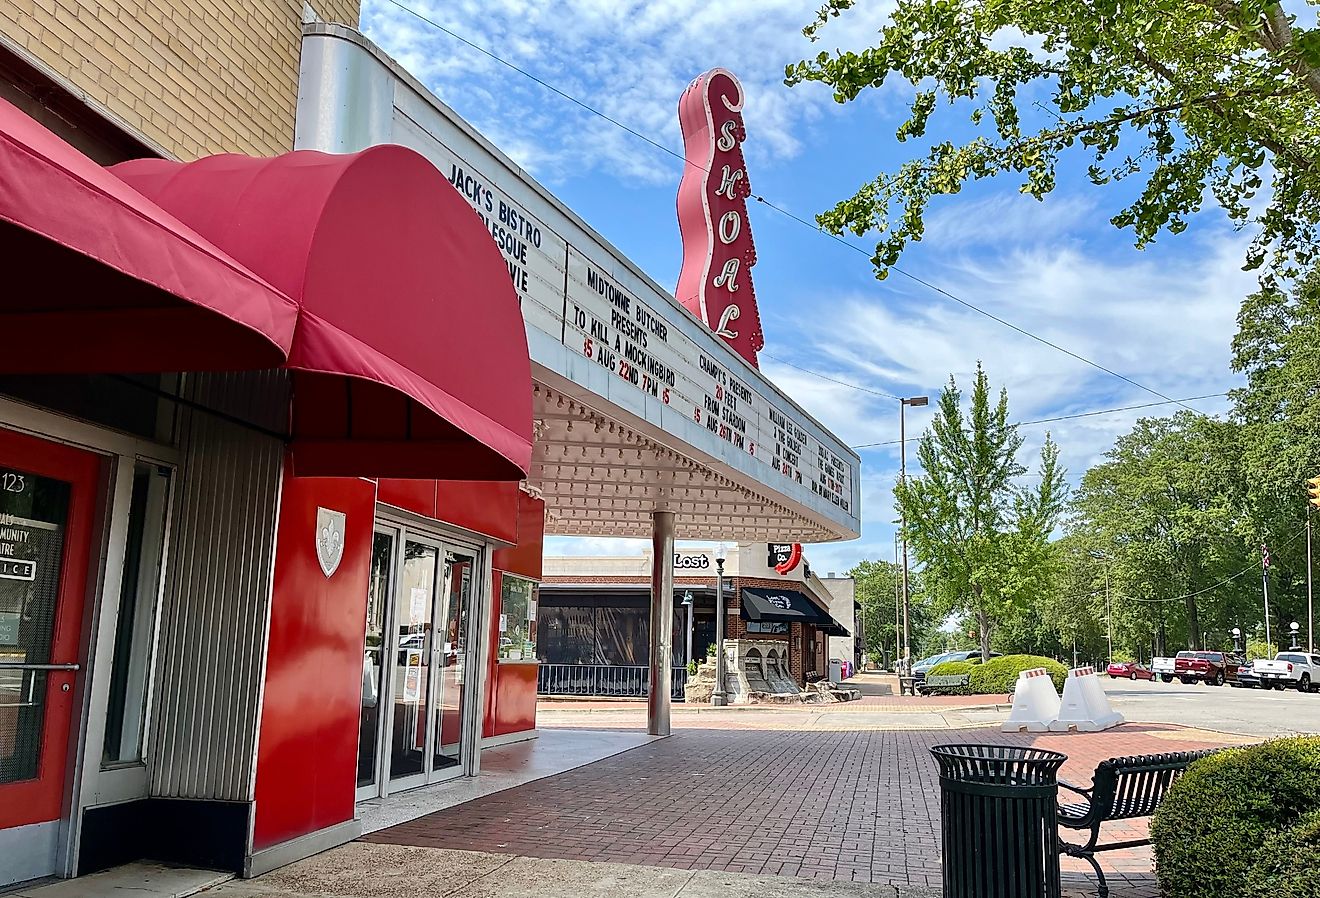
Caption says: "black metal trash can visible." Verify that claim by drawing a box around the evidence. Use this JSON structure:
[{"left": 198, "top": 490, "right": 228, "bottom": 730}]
[{"left": 930, "top": 744, "right": 1067, "bottom": 898}]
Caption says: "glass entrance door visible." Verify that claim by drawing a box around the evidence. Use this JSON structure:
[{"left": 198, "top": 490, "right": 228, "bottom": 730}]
[
  {"left": 359, "top": 522, "right": 483, "bottom": 799},
  {"left": 433, "top": 549, "right": 475, "bottom": 774},
  {"left": 357, "top": 529, "right": 394, "bottom": 800},
  {"left": 387, "top": 537, "right": 440, "bottom": 792},
  {"left": 0, "top": 428, "right": 101, "bottom": 831}
]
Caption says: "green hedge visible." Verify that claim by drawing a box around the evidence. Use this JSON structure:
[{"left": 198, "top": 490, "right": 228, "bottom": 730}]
[
  {"left": 1243, "top": 808, "right": 1320, "bottom": 898},
  {"left": 967, "top": 654, "right": 1067, "bottom": 693},
  {"left": 1151, "top": 737, "right": 1320, "bottom": 894}
]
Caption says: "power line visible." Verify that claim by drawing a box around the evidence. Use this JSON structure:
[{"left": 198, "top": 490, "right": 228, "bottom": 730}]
[
  {"left": 848, "top": 392, "right": 1230, "bottom": 449},
  {"left": 374, "top": 0, "right": 1200, "bottom": 414},
  {"left": 762, "top": 353, "right": 902, "bottom": 400}
]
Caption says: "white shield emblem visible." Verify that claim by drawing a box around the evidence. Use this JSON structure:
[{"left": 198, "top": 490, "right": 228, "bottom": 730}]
[{"left": 315, "top": 507, "right": 346, "bottom": 578}]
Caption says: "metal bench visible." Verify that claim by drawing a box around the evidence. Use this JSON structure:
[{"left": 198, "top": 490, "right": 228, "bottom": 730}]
[
  {"left": 1057, "top": 749, "right": 1219, "bottom": 897},
  {"left": 922, "top": 673, "right": 970, "bottom": 694}
]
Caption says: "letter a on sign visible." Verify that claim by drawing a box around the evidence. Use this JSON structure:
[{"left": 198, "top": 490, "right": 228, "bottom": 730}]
[
  {"left": 316, "top": 507, "right": 346, "bottom": 578},
  {"left": 674, "top": 68, "right": 765, "bottom": 368}
]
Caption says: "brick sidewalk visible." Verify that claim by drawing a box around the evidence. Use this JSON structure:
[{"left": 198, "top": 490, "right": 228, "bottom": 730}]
[{"left": 364, "top": 724, "right": 1247, "bottom": 896}]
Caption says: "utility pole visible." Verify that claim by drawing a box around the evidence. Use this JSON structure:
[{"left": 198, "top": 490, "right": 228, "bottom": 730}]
[
  {"left": 1262, "top": 543, "right": 1273, "bottom": 652},
  {"left": 1307, "top": 476, "right": 1320, "bottom": 652},
  {"left": 899, "top": 396, "right": 928, "bottom": 670},
  {"left": 1106, "top": 565, "right": 1112, "bottom": 667}
]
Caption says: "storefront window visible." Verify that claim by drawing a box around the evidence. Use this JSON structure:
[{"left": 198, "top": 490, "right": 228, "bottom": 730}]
[{"left": 498, "top": 576, "right": 537, "bottom": 661}]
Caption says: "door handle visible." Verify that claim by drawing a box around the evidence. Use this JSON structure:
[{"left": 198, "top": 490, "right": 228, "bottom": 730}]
[{"left": 0, "top": 662, "right": 81, "bottom": 671}]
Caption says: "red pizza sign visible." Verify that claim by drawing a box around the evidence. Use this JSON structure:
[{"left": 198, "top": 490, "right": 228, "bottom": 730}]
[{"left": 675, "top": 68, "right": 765, "bottom": 368}]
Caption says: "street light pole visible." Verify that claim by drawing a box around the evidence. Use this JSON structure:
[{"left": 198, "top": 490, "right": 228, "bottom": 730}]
[
  {"left": 682, "top": 591, "right": 694, "bottom": 667},
  {"left": 1309, "top": 512, "right": 1315, "bottom": 653},
  {"left": 899, "top": 396, "right": 928, "bottom": 671},
  {"left": 893, "top": 533, "right": 901, "bottom": 670},
  {"left": 711, "top": 543, "right": 729, "bottom": 707}
]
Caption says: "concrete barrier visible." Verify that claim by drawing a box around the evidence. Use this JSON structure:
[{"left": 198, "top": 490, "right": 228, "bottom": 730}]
[
  {"left": 1001, "top": 667, "right": 1061, "bottom": 733},
  {"left": 1049, "top": 666, "right": 1124, "bottom": 732}
]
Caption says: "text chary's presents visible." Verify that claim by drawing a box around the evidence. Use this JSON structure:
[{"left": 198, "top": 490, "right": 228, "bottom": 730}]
[
  {"left": 1001, "top": 667, "right": 1061, "bottom": 733},
  {"left": 1049, "top": 666, "right": 1124, "bottom": 733}
]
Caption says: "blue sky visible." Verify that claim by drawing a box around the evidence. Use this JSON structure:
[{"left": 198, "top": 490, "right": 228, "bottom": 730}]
[{"left": 360, "top": 0, "right": 1255, "bottom": 575}]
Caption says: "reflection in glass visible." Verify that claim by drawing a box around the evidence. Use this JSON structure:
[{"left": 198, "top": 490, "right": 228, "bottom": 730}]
[
  {"left": 0, "top": 466, "right": 70, "bottom": 785},
  {"left": 433, "top": 552, "right": 472, "bottom": 772},
  {"left": 498, "top": 577, "right": 537, "bottom": 661},
  {"left": 358, "top": 531, "right": 393, "bottom": 789},
  {"left": 103, "top": 463, "right": 171, "bottom": 766},
  {"left": 389, "top": 541, "right": 436, "bottom": 781}
]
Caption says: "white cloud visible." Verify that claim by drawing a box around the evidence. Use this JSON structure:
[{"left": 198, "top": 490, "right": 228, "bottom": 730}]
[{"left": 361, "top": 0, "right": 897, "bottom": 184}]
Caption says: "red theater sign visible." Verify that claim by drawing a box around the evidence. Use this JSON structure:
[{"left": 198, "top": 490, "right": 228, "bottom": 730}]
[{"left": 676, "top": 68, "right": 765, "bottom": 369}]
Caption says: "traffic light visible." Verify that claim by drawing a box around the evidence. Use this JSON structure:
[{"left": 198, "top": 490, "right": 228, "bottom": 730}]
[{"left": 1307, "top": 475, "right": 1320, "bottom": 508}]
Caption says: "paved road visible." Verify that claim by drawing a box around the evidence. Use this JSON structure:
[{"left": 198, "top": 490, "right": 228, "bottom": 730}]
[{"left": 1103, "top": 677, "right": 1319, "bottom": 738}]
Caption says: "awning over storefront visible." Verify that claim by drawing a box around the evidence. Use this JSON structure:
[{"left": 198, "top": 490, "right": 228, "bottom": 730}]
[
  {"left": 740, "top": 587, "right": 833, "bottom": 626},
  {"left": 0, "top": 98, "right": 297, "bottom": 373},
  {"left": 115, "top": 147, "right": 532, "bottom": 480}
]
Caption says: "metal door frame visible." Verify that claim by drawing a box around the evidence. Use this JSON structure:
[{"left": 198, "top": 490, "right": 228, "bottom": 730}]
[
  {"left": 0, "top": 398, "right": 179, "bottom": 882},
  {"left": 365, "top": 514, "right": 486, "bottom": 800}
]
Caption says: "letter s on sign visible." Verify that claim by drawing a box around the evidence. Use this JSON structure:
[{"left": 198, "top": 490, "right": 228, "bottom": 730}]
[{"left": 717, "top": 119, "right": 738, "bottom": 152}]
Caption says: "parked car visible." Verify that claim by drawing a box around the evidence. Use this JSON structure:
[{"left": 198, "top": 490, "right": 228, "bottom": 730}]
[
  {"left": 1106, "top": 661, "right": 1155, "bottom": 681},
  {"left": 1230, "top": 659, "right": 1260, "bottom": 689},
  {"left": 1255, "top": 652, "right": 1320, "bottom": 692},
  {"left": 1151, "top": 656, "right": 1178, "bottom": 682},
  {"left": 1174, "top": 651, "right": 1243, "bottom": 686}
]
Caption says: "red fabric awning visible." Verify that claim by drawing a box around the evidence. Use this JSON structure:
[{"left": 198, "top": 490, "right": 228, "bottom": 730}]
[
  {"left": 114, "top": 146, "right": 532, "bottom": 481},
  {"left": 0, "top": 97, "right": 296, "bottom": 372}
]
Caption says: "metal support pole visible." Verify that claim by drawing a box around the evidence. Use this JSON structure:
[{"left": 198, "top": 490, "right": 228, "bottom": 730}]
[
  {"left": 893, "top": 533, "right": 901, "bottom": 671},
  {"left": 1309, "top": 513, "right": 1314, "bottom": 653},
  {"left": 1262, "top": 557, "right": 1272, "bottom": 652},
  {"left": 647, "top": 511, "right": 675, "bottom": 736},
  {"left": 1105, "top": 567, "right": 1112, "bottom": 667},
  {"left": 711, "top": 555, "right": 728, "bottom": 706},
  {"left": 900, "top": 403, "right": 911, "bottom": 672},
  {"left": 684, "top": 598, "right": 694, "bottom": 666}
]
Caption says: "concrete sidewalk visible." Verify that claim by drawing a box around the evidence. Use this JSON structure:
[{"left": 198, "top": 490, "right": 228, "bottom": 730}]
[{"left": 203, "top": 844, "right": 940, "bottom": 897}]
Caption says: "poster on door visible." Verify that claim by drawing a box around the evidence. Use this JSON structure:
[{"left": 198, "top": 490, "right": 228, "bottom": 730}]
[{"left": 402, "top": 649, "right": 423, "bottom": 702}]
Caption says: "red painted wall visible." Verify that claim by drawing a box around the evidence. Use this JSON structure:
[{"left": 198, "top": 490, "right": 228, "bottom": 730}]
[
  {"left": 252, "top": 466, "right": 376, "bottom": 851},
  {"left": 377, "top": 479, "right": 519, "bottom": 544}
]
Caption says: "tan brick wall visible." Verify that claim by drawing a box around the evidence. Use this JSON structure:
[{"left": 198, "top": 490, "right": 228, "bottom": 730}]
[{"left": 0, "top": 0, "right": 360, "bottom": 159}]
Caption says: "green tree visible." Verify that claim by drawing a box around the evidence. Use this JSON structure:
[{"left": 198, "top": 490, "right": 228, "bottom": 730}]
[
  {"left": 1231, "top": 269, "right": 1320, "bottom": 637},
  {"left": 786, "top": 0, "right": 1320, "bottom": 284},
  {"left": 895, "top": 364, "right": 1067, "bottom": 660},
  {"left": 848, "top": 559, "right": 936, "bottom": 665},
  {"left": 1071, "top": 412, "right": 1257, "bottom": 651}
]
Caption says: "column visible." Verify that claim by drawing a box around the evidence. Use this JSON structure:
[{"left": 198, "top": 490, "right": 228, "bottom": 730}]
[{"left": 648, "top": 510, "right": 675, "bottom": 736}]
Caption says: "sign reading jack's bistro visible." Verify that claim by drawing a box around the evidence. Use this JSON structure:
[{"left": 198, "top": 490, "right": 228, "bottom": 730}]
[
  {"left": 297, "top": 31, "right": 859, "bottom": 526},
  {"left": 415, "top": 138, "right": 854, "bottom": 515}
]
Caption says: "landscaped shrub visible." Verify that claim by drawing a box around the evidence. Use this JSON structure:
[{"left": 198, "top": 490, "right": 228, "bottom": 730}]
[
  {"left": 1243, "top": 808, "right": 1320, "bottom": 898},
  {"left": 966, "top": 654, "right": 1067, "bottom": 693},
  {"left": 1151, "top": 737, "right": 1320, "bottom": 895}
]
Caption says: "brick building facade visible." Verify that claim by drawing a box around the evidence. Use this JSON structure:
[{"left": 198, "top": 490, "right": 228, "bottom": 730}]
[
  {"left": 0, "top": 0, "right": 359, "bottom": 160},
  {"left": 541, "top": 546, "right": 851, "bottom": 691}
]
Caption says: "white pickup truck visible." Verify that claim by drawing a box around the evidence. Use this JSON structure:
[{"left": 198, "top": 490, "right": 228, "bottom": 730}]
[
  {"left": 1254, "top": 651, "right": 1320, "bottom": 692},
  {"left": 1151, "top": 654, "right": 1183, "bottom": 683}
]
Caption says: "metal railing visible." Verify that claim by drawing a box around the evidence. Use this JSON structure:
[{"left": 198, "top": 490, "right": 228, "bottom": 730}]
[{"left": 538, "top": 663, "right": 688, "bottom": 700}]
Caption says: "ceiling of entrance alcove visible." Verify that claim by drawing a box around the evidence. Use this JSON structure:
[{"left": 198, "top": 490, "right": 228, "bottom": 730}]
[{"left": 528, "top": 381, "right": 848, "bottom": 542}]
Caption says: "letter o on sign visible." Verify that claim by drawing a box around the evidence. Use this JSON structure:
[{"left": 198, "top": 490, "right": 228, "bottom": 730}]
[{"left": 718, "top": 211, "right": 741, "bottom": 244}]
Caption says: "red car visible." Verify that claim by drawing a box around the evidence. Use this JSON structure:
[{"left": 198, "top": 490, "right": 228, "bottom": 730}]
[
  {"left": 1106, "top": 661, "right": 1155, "bottom": 681},
  {"left": 1173, "top": 651, "right": 1242, "bottom": 686}
]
